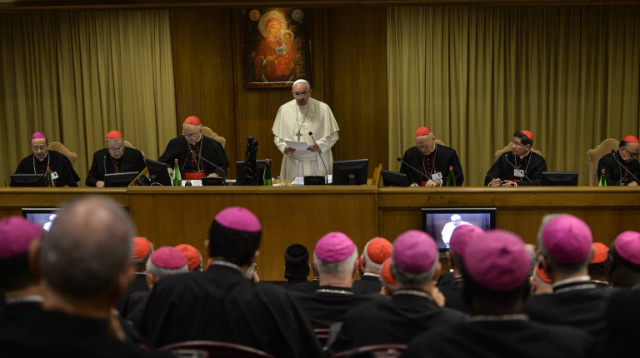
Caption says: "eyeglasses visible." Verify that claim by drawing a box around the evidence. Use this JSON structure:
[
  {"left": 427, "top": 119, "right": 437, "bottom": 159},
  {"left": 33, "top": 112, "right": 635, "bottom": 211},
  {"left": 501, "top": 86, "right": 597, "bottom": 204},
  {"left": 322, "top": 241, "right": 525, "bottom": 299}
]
[
  {"left": 624, "top": 147, "right": 639, "bottom": 157},
  {"left": 31, "top": 145, "right": 47, "bottom": 151},
  {"left": 108, "top": 146, "right": 124, "bottom": 152},
  {"left": 293, "top": 91, "right": 309, "bottom": 98},
  {"left": 183, "top": 132, "right": 199, "bottom": 139}
]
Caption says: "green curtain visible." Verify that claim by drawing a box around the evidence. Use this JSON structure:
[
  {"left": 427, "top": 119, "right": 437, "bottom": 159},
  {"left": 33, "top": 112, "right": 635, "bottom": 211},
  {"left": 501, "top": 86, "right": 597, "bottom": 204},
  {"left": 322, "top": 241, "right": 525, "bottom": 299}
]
[
  {"left": 0, "top": 10, "right": 176, "bottom": 186},
  {"left": 388, "top": 5, "right": 640, "bottom": 186}
]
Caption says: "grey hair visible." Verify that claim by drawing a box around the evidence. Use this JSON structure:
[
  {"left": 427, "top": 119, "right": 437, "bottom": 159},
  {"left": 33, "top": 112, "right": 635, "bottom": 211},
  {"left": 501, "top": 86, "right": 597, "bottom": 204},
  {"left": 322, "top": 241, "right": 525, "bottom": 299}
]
[
  {"left": 391, "top": 260, "right": 437, "bottom": 288},
  {"left": 146, "top": 260, "right": 188, "bottom": 281},
  {"left": 362, "top": 242, "right": 382, "bottom": 273},
  {"left": 41, "top": 196, "right": 135, "bottom": 300},
  {"left": 314, "top": 249, "right": 358, "bottom": 276}
]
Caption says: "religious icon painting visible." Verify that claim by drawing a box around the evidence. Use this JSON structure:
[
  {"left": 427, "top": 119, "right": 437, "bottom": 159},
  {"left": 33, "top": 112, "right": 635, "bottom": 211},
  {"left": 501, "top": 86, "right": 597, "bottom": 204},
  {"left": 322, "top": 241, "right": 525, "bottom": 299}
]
[{"left": 243, "top": 8, "right": 312, "bottom": 89}]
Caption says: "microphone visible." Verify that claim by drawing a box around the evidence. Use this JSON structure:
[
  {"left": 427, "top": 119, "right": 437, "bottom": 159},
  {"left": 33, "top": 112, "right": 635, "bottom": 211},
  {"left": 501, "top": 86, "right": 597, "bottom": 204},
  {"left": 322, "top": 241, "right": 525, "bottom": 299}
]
[
  {"left": 309, "top": 131, "right": 329, "bottom": 179},
  {"left": 396, "top": 157, "right": 429, "bottom": 181},
  {"left": 611, "top": 149, "right": 640, "bottom": 185},
  {"left": 502, "top": 153, "right": 537, "bottom": 186},
  {"left": 103, "top": 155, "right": 107, "bottom": 176},
  {"left": 190, "top": 150, "right": 227, "bottom": 179}
]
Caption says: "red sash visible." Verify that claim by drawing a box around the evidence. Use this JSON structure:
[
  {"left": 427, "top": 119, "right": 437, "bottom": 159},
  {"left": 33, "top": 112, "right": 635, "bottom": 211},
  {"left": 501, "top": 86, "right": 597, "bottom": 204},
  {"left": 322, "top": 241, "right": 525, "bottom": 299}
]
[{"left": 183, "top": 172, "right": 205, "bottom": 180}]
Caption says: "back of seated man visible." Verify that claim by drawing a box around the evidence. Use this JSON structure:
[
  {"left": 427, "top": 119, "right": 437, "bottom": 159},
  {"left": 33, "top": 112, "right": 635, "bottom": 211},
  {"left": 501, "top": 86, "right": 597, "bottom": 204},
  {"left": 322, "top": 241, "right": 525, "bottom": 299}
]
[
  {"left": 331, "top": 230, "right": 467, "bottom": 353},
  {"left": 608, "top": 231, "right": 640, "bottom": 288},
  {"left": 140, "top": 207, "right": 322, "bottom": 358},
  {"left": 291, "top": 232, "right": 389, "bottom": 329},
  {"left": 0, "top": 216, "right": 43, "bottom": 326},
  {"left": 118, "top": 237, "right": 153, "bottom": 315},
  {"left": 126, "top": 247, "right": 188, "bottom": 328},
  {"left": 282, "top": 243, "right": 311, "bottom": 289},
  {"left": 439, "top": 225, "right": 484, "bottom": 314},
  {"left": 524, "top": 214, "right": 611, "bottom": 336},
  {"left": 174, "top": 244, "right": 203, "bottom": 272},
  {"left": 588, "top": 242, "right": 610, "bottom": 288},
  {"left": 353, "top": 237, "right": 392, "bottom": 295},
  {"left": 0, "top": 196, "right": 170, "bottom": 358},
  {"left": 403, "top": 230, "right": 593, "bottom": 358}
]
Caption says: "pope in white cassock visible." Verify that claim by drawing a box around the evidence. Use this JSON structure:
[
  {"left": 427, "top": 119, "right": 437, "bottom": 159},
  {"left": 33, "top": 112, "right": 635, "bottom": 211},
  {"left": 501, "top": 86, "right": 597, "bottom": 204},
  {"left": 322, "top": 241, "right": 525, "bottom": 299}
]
[{"left": 272, "top": 79, "right": 340, "bottom": 179}]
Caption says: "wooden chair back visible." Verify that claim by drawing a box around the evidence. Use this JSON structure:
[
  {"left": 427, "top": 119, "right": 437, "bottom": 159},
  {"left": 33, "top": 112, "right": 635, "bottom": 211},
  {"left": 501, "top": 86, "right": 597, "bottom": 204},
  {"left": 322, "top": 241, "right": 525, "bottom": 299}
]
[
  {"left": 47, "top": 142, "right": 77, "bottom": 166},
  {"left": 587, "top": 138, "right": 620, "bottom": 186}
]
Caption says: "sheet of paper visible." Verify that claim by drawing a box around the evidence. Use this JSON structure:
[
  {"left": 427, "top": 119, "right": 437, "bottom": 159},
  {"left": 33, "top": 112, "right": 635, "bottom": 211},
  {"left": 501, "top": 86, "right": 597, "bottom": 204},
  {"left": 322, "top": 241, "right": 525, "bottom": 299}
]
[{"left": 285, "top": 140, "right": 310, "bottom": 151}]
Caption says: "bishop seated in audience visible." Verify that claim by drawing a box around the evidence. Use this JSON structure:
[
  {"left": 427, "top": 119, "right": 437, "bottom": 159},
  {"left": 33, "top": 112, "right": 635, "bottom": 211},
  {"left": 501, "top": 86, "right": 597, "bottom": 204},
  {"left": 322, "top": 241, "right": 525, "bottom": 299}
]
[
  {"left": 330, "top": 230, "right": 467, "bottom": 353},
  {"left": 290, "top": 232, "right": 388, "bottom": 329},
  {"left": 403, "top": 230, "right": 593, "bottom": 358},
  {"left": 140, "top": 206, "right": 322, "bottom": 358},
  {"left": 352, "top": 237, "right": 392, "bottom": 295}
]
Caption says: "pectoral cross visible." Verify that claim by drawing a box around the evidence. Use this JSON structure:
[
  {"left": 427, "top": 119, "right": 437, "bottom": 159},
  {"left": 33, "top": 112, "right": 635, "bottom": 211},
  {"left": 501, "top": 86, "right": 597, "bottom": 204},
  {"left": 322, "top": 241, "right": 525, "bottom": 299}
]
[{"left": 296, "top": 131, "right": 302, "bottom": 141}]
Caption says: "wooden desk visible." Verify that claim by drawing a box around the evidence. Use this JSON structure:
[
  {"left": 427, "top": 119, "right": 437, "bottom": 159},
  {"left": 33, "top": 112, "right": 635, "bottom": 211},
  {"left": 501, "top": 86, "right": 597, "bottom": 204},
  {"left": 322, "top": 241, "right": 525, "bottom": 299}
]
[
  {"left": 128, "top": 185, "right": 379, "bottom": 281},
  {"left": 1, "top": 186, "right": 639, "bottom": 281},
  {"left": 0, "top": 188, "right": 128, "bottom": 217}
]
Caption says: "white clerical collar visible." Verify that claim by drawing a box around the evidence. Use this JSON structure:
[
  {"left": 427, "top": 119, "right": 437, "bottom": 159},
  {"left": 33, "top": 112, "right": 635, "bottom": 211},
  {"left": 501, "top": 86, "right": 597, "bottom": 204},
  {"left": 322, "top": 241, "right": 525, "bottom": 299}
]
[
  {"left": 37, "top": 153, "right": 48, "bottom": 162},
  {"left": 518, "top": 150, "right": 530, "bottom": 159},
  {"left": 553, "top": 276, "right": 591, "bottom": 288},
  {"left": 5, "top": 295, "right": 44, "bottom": 304},
  {"left": 209, "top": 260, "right": 244, "bottom": 273},
  {"left": 470, "top": 313, "right": 528, "bottom": 322},
  {"left": 362, "top": 273, "right": 380, "bottom": 278}
]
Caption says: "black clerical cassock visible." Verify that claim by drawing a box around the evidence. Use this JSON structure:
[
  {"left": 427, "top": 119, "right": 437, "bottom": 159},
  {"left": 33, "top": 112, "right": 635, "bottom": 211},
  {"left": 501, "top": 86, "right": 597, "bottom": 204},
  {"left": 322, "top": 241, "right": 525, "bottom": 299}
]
[
  {"left": 11, "top": 151, "right": 80, "bottom": 187},
  {"left": 86, "top": 148, "right": 146, "bottom": 187},
  {"left": 484, "top": 151, "right": 547, "bottom": 186},
  {"left": 158, "top": 136, "right": 229, "bottom": 178}
]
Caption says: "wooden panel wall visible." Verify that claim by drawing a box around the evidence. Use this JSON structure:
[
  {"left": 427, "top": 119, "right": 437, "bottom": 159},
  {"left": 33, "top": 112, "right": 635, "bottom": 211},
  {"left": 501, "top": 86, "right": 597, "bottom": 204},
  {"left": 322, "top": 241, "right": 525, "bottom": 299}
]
[{"left": 169, "top": 7, "right": 388, "bottom": 178}]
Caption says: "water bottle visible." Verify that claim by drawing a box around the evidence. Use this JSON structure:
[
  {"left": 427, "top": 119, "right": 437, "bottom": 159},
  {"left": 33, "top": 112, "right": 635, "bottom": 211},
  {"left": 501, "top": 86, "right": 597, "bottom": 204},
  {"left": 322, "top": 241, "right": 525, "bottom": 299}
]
[
  {"left": 445, "top": 166, "right": 456, "bottom": 187},
  {"left": 598, "top": 168, "right": 607, "bottom": 187},
  {"left": 173, "top": 159, "right": 182, "bottom": 186},
  {"left": 263, "top": 159, "right": 273, "bottom": 186}
]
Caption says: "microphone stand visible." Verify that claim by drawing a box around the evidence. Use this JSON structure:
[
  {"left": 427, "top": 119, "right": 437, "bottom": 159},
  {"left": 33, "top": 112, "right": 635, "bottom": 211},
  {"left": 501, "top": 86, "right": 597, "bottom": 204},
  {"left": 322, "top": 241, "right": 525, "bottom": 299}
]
[
  {"left": 611, "top": 149, "right": 640, "bottom": 185},
  {"left": 396, "top": 157, "right": 429, "bottom": 183},
  {"left": 308, "top": 131, "right": 328, "bottom": 183},
  {"left": 190, "top": 150, "right": 227, "bottom": 179}
]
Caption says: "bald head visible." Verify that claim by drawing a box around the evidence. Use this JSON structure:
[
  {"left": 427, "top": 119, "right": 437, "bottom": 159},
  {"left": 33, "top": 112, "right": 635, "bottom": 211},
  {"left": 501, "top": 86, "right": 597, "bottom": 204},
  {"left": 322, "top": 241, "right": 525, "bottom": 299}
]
[{"left": 41, "top": 196, "right": 135, "bottom": 301}]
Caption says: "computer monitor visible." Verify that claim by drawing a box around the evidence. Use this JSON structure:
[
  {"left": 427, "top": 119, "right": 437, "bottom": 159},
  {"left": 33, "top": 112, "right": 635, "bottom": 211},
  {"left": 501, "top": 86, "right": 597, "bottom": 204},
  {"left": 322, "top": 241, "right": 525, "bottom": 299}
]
[
  {"left": 236, "top": 160, "right": 266, "bottom": 185},
  {"left": 104, "top": 171, "right": 140, "bottom": 187},
  {"left": 10, "top": 174, "right": 44, "bottom": 187},
  {"left": 332, "top": 159, "right": 369, "bottom": 185},
  {"left": 381, "top": 170, "right": 410, "bottom": 187},
  {"left": 22, "top": 207, "right": 60, "bottom": 231},
  {"left": 145, "top": 159, "right": 173, "bottom": 186},
  {"left": 422, "top": 208, "right": 496, "bottom": 251},
  {"left": 541, "top": 171, "right": 579, "bottom": 186}
]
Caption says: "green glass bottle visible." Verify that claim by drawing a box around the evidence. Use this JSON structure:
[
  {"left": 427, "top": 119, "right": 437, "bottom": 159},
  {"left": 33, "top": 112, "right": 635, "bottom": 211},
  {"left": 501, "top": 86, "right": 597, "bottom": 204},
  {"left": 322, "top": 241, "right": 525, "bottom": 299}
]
[
  {"left": 598, "top": 168, "right": 607, "bottom": 187},
  {"left": 445, "top": 166, "right": 456, "bottom": 187},
  {"left": 263, "top": 159, "right": 273, "bottom": 186},
  {"left": 44, "top": 166, "right": 54, "bottom": 187},
  {"left": 173, "top": 159, "right": 182, "bottom": 186}
]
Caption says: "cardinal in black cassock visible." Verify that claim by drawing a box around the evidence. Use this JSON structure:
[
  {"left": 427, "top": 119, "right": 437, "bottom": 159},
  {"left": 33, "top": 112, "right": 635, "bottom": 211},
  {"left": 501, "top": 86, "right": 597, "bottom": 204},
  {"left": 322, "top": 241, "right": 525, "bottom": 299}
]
[
  {"left": 86, "top": 130, "right": 146, "bottom": 187},
  {"left": 158, "top": 116, "right": 229, "bottom": 180}
]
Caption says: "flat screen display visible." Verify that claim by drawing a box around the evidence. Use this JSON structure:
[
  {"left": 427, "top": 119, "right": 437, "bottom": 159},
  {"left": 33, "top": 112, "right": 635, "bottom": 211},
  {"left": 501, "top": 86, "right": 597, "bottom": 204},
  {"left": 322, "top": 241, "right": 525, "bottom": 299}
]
[
  {"left": 22, "top": 208, "right": 60, "bottom": 231},
  {"left": 422, "top": 208, "right": 496, "bottom": 250}
]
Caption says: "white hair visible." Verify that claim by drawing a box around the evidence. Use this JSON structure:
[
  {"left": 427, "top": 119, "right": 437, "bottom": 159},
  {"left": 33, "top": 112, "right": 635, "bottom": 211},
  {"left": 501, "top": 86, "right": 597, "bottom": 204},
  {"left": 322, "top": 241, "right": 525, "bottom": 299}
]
[
  {"left": 391, "top": 260, "right": 437, "bottom": 288},
  {"left": 314, "top": 249, "right": 358, "bottom": 276},
  {"left": 362, "top": 241, "right": 383, "bottom": 273},
  {"left": 451, "top": 214, "right": 462, "bottom": 222},
  {"left": 146, "top": 259, "right": 188, "bottom": 281},
  {"left": 292, "top": 79, "right": 310, "bottom": 90}
]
